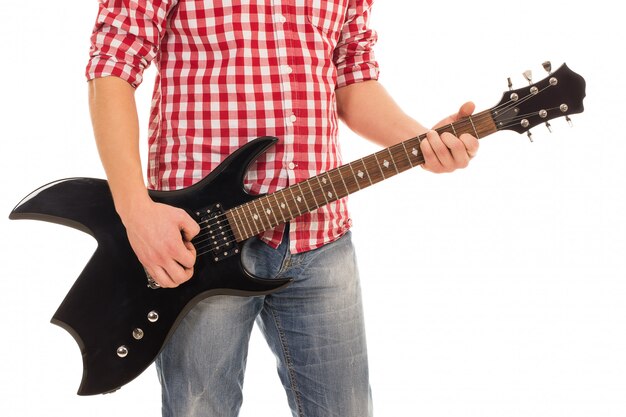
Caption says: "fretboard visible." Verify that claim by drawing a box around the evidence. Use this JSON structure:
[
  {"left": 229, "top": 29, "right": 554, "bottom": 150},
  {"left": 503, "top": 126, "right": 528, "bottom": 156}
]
[{"left": 226, "top": 110, "right": 497, "bottom": 241}]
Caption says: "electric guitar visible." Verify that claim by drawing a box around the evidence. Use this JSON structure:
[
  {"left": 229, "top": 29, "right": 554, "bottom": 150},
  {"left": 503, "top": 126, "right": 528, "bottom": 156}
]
[{"left": 9, "top": 63, "right": 586, "bottom": 395}]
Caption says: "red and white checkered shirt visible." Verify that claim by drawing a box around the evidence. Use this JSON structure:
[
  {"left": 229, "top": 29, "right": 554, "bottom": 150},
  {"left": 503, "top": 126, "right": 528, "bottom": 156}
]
[{"left": 86, "top": 0, "right": 379, "bottom": 253}]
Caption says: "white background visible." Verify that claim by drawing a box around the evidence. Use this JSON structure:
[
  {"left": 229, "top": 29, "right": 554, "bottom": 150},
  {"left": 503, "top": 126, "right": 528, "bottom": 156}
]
[{"left": 1, "top": 1, "right": 624, "bottom": 416}]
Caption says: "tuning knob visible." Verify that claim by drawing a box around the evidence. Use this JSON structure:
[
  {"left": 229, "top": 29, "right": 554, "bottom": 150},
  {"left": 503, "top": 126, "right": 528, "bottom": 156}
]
[
  {"left": 527, "top": 130, "right": 534, "bottom": 143},
  {"left": 542, "top": 61, "right": 552, "bottom": 74},
  {"left": 545, "top": 121, "right": 552, "bottom": 133},
  {"left": 565, "top": 115, "right": 573, "bottom": 127},
  {"left": 507, "top": 77, "right": 513, "bottom": 91},
  {"left": 523, "top": 70, "right": 533, "bottom": 85}
]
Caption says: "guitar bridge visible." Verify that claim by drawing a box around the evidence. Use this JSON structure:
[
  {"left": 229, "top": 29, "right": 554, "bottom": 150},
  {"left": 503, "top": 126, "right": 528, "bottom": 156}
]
[{"left": 195, "top": 203, "right": 239, "bottom": 262}]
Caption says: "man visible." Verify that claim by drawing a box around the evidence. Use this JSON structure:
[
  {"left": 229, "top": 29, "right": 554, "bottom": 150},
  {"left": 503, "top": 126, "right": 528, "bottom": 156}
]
[{"left": 86, "top": 0, "right": 478, "bottom": 416}]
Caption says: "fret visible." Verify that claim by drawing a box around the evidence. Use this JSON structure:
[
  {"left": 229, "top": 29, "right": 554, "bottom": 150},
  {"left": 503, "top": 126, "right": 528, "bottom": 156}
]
[
  {"left": 347, "top": 162, "right": 362, "bottom": 191},
  {"left": 257, "top": 198, "right": 277, "bottom": 226},
  {"left": 276, "top": 189, "right": 294, "bottom": 220},
  {"left": 468, "top": 115, "right": 480, "bottom": 138},
  {"left": 372, "top": 152, "right": 387, "bottom": 180},
  {"left": 317, "top": 172, "right": 336, "bottom": 203},
  {"left": 295, "top": 182, "right": 312, "bottom": 213},
  {"left": 391, "top": 143, "right": 412, "bottom": 172},
  {"left": 326, "top": 171, "right": 340, "bottom": 199},
  {"left": 269, "top": 194, "right": 282, "bottom": 222},
  {"left": 305, "top": 178, "right": 321, "bottom": 208},
  {"left": 287, "top": 186, "right": 303, "bottom": 217},
  {"left": 450, "top": 122, "right": 458, "bottom": 136},
  {"left": 408, "top": 136, "right": 425, "bottom": 165},
  {"left": 242, "top": 202, "right": 254, "bottom": 235},
  {"left": 386, "top": 148, "right": 400, "bottom": 175},
  {"left": 250, "top": 201, "right": 266, "bottom": 233},
  {"left": 237, "top": 207, "right": 249, "bottom": 239},
  {"left": 358, "top": 158, "right": 373, "bottom": 186},
  {"left": 315, "top": 176, "right": 330, "bottom": 205},
  {"left": 228, "top": 208, "right": 243, "bottom": 241},
  {"left": 334, "top": 166, "right": 351, "bottom": 196},
  {"left": 400, "top": 141, "right": 414, "bottom": 168},
  {"left": 271, "top": 193, "right": 288, "bottom": 224},
  {"left": 235, "top": 204, "right": 254, "bottom": 236}
]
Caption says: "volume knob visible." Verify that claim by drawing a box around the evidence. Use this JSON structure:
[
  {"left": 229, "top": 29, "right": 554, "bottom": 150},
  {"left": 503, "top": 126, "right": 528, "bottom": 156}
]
[{"left": 117, "top": 346, "right": 129, "bottom": 358}]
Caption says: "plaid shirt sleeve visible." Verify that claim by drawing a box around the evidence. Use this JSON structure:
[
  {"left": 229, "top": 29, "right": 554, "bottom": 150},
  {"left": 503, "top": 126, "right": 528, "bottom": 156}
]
[
  {"left": 85, "top": 0, "right": 177, "bottom": 88},
  {"left": 333, "top": 0, "right": 380, "bottom": 88}
]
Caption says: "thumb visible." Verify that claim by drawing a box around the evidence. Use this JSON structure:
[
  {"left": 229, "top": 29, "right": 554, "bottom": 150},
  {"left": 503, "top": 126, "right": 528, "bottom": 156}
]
[
  {"left": 433, "top": 101, "right": 476, "bottom": 128},
  {"left": 179, "top": 211, "right": 201, "bottom": 241},
  {"left": 456, "top": 101, "right": 476, "bottom": 120}
]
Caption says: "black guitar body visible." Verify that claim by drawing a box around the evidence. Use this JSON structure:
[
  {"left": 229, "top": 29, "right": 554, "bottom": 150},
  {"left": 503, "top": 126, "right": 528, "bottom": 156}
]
[
  {"left": 9, "top": 64, "right": 587, "bottom": 396},
  {"left": 9, "top": 136, "right": 292, "bottom": 395}
]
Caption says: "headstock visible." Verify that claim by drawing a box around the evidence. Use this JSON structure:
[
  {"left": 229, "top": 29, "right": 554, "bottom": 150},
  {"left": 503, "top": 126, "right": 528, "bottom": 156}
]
[{"left": 492, "top": 63, "right": 586, "bottom": 140}]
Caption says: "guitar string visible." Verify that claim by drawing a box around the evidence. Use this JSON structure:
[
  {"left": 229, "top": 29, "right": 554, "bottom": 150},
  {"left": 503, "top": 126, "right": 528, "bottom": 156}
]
[
  {"left": 191, "top": 87, "right": 559, "bottom": 256},
  {"left": 193, "top": 116, "right": 545, "bottom": 256},
  {"left": 193, "top": 121, "right": 553, "bottom": 256}
]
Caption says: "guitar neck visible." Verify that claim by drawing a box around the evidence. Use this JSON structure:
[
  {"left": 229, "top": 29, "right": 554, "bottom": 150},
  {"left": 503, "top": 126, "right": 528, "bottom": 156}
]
[{"left": 226, "top": 109, "right": 498, "bottom": 241}]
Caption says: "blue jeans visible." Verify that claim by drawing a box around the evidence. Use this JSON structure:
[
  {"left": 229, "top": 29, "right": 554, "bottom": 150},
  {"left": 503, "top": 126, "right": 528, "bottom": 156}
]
[{"left": 155, "top": 230, "right": 372, "bottom": 417}]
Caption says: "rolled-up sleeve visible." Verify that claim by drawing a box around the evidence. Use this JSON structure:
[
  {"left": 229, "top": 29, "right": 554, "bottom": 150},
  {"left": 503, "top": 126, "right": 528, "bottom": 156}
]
[
  {"left": 85, "top": 0, "right": 176, "bottom": 88},
  {"left": 333, "top": 0, "right": 380, "bottom": 89}
]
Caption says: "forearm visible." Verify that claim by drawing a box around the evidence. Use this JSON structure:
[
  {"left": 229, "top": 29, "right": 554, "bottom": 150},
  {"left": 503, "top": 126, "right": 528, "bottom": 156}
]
[
  {"left": 336, "top": 80, "right": 427, "bottom": 147},
  {"left": 88, "top": 76, "right": 150, "bottom": 218}
]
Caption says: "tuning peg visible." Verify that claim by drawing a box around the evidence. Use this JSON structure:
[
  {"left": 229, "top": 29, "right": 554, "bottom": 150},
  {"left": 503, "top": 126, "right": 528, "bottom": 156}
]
[
  {"left": 565, "top": 115, "right": 573, "bottom": 127},
  {"left": 523, "top": 70, "right": 533, "bottom": 84},
  {"left": 527, "top": 130, "right": 534, "bottom": 142},
  {"left": 545, "top": 121, "right": 552, "bottom": 133},
  {"left": 507, "top": 77, "right": 513, "bottom": 91},
  {"left": 542, "top": 61, "right": 552, "bottom": 74}
]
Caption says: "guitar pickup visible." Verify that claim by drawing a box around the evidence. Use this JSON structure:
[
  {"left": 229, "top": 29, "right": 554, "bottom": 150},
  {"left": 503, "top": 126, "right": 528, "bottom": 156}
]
[{"left": 194, "top": 203, "right": 239, "bottom": 262}]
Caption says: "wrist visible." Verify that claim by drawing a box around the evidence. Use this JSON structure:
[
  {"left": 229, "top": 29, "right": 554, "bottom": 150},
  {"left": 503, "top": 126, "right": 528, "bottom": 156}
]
[{"left": 112, "top": 188, "right": 153, "bottom": 224}]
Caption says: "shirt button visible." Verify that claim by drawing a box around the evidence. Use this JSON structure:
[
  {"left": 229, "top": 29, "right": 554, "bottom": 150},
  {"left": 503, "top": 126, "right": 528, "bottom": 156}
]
[
  {"left": 289, "top": 114, "right": 297, "bottom": 123},
  {"left": 288, "top": 162, "right": 296, "bottom": 170},
  {"left": 277, "top": 14, "right": 286, "bottom": 24},
  {"left": 281, "top": 65, "right": 293, "bottom": 75}
]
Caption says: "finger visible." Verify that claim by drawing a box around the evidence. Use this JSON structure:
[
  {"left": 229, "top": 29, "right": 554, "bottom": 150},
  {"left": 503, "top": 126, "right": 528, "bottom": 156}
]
[
  {"left": 426, "top": 130, "right": 454, "bottom": 168},
  {"left": 439, "top": 132, "right": 470, "bottom": 168},
  {"left": 459, "top": 132, "right": 479, "bottom": 158},
  {"left": 176, "top": 240, "right": 197, "bottom": 270},
  {"left": 148, "top": 265, "right": 178, "bottom": 288},
  {"left": 162, "top": 259, "right": 191, "bottom": 286},
  {"left": 419, "top": 137, "right": 440, "bottom": 171}
]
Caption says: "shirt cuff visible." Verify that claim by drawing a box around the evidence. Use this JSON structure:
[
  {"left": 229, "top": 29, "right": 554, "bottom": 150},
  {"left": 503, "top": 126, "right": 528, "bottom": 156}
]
[{"left": 85, "top": 55, "right": 144, "bottom": 88}]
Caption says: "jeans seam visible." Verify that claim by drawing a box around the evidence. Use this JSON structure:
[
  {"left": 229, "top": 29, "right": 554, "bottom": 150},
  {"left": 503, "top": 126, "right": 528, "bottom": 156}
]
[{"left": 268, "top": 305, "right": 305, "bottom": 417}]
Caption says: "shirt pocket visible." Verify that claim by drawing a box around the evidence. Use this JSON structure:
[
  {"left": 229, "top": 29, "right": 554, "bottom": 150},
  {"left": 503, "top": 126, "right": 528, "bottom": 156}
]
[{"left": 305, "top": 0, "right": 349, "bottom": 35}]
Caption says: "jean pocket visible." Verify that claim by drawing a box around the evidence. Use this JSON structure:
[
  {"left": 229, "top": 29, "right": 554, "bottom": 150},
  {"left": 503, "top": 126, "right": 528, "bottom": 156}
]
[{"left": 305, "top": 0, "right": 349, "bottom": 34}]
